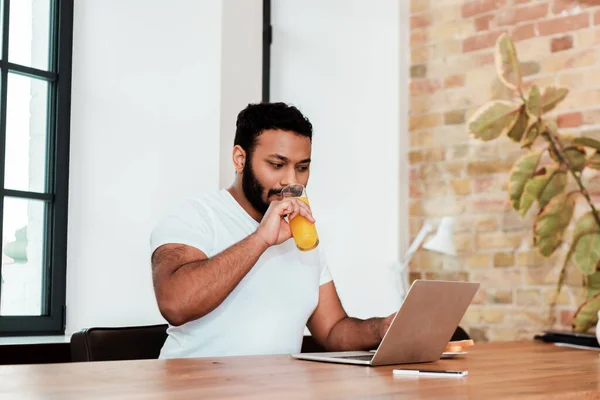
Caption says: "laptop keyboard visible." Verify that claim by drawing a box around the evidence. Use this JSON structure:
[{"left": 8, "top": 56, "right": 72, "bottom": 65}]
[{"left": 335, "top": 355, "right": 374, "bottom": 362}]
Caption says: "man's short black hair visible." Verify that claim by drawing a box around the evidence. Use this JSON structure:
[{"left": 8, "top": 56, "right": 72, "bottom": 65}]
[{"left": 234, "top": 102, "right": 313, "bottom": 155}]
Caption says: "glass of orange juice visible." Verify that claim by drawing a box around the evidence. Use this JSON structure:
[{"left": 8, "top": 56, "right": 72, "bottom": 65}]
[{"left": 281, "top": 183, "right": 319, "bottom": 251}]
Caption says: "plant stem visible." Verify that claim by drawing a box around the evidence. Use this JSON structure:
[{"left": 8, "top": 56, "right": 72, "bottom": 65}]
[
  {"left": 542, "top": 128, "right": 600, "bottom": 228},
  {"left": 543, "top": 126, "right": 600, "bottom": 328}
]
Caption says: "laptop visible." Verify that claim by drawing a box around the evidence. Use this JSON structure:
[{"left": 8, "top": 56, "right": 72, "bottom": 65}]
[{"left": 291, "top": 280, "right": 479, "bottom": 366}]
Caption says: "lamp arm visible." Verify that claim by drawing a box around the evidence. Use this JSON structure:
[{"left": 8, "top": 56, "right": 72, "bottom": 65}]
[
  {"left": 396, "top": 222, "right": 434, "bottom": 298},
  {"left": 401, "top": 222, "right": 433, "bottom": 266}
]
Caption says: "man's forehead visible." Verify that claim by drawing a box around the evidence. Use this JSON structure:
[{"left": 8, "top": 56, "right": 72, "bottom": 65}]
[{"left": 253, "top": 129, "right": 311, "bottom": 157}]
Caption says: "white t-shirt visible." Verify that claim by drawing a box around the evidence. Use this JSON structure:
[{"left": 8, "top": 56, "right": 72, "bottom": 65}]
[{"left": 150, "top": 189, "right": 333, "bottom": 359}]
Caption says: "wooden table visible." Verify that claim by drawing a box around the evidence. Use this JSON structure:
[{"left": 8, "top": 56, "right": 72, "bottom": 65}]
[{"left": 0, "top": 341, "right": 598, "bottom": 399}]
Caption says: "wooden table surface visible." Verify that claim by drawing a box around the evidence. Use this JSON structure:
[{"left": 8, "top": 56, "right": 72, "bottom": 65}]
[{"left": 0, "top": 341, "right": 598, "bottom": 399}]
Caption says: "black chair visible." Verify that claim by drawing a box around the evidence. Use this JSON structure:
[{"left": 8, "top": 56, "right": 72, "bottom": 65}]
[
  {"left": 450, "top": 326, "right": 470, "bottom": 341},
  {"left": 71, "top": 324, "right": 470, "bottom": 361},
  {"left": 70, "top": 324, "right": 168, "bottom": 362}
]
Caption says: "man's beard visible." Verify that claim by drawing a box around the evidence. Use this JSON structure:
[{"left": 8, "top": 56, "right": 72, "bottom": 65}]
[{"left": 241, "top": 158, "right": 281, "bottom": 215}]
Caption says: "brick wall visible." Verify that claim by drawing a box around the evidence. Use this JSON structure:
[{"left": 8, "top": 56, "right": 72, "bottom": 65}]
[{"left": 409, "top": 0, "right": 600, "bottom": 341}]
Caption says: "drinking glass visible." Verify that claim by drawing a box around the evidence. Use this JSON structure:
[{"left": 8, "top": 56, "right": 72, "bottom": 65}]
[{"left": 281, "top": 184, "right": 319, "bottom": 251}]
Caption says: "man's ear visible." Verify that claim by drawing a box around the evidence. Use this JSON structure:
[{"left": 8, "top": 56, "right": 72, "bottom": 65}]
[{"left": 232, "top": 145, "right": 247, "bottom": 173}]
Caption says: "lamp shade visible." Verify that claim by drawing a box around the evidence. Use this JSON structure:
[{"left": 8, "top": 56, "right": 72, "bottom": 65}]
[{"left": 422, "top": 216, "right": 457, "bottom": 256}]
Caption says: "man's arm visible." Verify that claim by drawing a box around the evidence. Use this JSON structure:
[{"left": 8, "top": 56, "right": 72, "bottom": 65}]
[
  {"left": 152, "top": 197, "right": 314, "bottom": 326},
  {"left": 151, "top": 234, "right": 269, "bottom": 326},
  {"left": 306, "top": 282, "right": 394, "bottom": 351}
]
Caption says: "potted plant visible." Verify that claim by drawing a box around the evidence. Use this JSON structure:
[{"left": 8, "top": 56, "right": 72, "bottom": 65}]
[{"left": 467, "top": 33, "right": 600, "bottom": 333}]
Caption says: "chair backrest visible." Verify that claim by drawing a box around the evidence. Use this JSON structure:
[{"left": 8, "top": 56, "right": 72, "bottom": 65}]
[
  {"left": 70, "top": 324, "right": 470, "bottom": 361},
  {"left": 70, "top": 324, "right": 168, "bottom": 362},
  {"left": 450, "top": 326, "right": 470, "bottom": 341}
]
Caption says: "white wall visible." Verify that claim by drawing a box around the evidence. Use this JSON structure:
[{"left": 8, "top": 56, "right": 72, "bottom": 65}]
[
  {"left": 66, "top": 0, "right": 261, "bottom": 333},
  {"left": 65, "top": 0, "right": 408, "bottom": 333},
  {"left": 398, "top": 0, "right": 410, "bottom": 293},
  {"left": 271, "top": 0, "right": 409, "bottom": 319}
]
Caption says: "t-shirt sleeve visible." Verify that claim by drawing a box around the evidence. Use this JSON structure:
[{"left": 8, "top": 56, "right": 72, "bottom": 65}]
[
  {"left": 318, "top": 246, "right": 333, "bottom": 286},
  {"left": 150, "top": 198, "right": 214, "bottom": 256}
]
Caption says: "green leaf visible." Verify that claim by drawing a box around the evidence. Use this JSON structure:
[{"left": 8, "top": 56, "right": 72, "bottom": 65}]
[
  {"left": 573, "top": 232, "right": 600, "bottom": 275},
  {"left": 562, "top": 146, "right": 587, "bottom": 172},
  {"left": 520, "top": 167, "right": 555, "bottom": 216},
  {"left": 468, "top": 101, "right": 520, "bottom": 141},
  {"left": 553, "top": 228, "right": 598, "bottom": 314},
  {"left": 539, "top": 170, "right": 567, "bottom": 209},
  {"left": 570, "top": 212, "right": 600, "bottom": 276},
  {"left": 572, "top": 137, "right": 600, "bottom": 151},
  {"left": 549, "top": 136, "right": 574, "bottom": 162},
  {"left": 587, "top": 152, "right": 600, "bottom": 170},
  {"left": 556, "top": 236, "right": 581, "bottom": 304},
  {"left": 574, "top": 212, "right": 599, "bottom": 239},
  {"left": 526, "top": 85, "right": 541, "bottom": 118},
  {"left": 519, "top": 167, "right": 567, "bottom": 216},
  {"left": 495, "top": 33, "right": 522, "bottom": 91},
  {"left": 586, "top": 271, "right": 600, "bottom": 300},
  {"left": 540, "top": 86, "right": 569, "bottom": 114},
  {"left": 521, "top": 120, "right": 540, "bottom": 149},
  {"left": 507, "top": 107, "right": 529, "bottom": 143},
  {"left": 546, "top": 120, "right": 559, "bottom": 135},
  {"left": 508, "top": 151, "right": 542, "bottom": 211},
  {"left": 534, "top": 192, "right": 575, "bottom": 257},
  {"left": 572, "top": 292, "right": 600, "bottom": 333}
]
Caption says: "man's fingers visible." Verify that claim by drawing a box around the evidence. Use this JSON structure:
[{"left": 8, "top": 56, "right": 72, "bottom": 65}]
[
  {"left": 288, "top": 202, "right": 300, "bottom": 221},
  {"left": 278, "top": 199, "right": 315, "bottom": 223},
  {"left": 296, "top": 205, "right": 315, "bottom": 223}
]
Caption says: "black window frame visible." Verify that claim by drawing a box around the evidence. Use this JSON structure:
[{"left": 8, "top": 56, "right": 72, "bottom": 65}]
[
  {"left": 0, "top": 0, "right": 73, "bottom": 336},
  {"left": 262, "top": 0, "right": 271, "bottom": 102}
]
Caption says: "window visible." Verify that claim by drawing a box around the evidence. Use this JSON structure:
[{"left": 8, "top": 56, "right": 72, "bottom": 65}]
[{"left": 0, "top": 0, "right": 73, "bottom": 335}]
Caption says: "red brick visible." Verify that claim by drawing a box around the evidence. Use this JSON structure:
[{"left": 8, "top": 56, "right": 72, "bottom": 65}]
[
  {"left": 411, "top": 30, "right": 428, "bottom": 46},
  {"left": 552, "top": 0, "right": 589, "bottom": 14},
  {"left": 470, "top": 197, "right": 509, "bottom": 213},
  {"left": 463, "top": 30, "right": 505, "bottom": 52},
  {"left": 410, "top": 79, "right": 441, "bottom": 96},
  {"left": 595, "top": 9, "right": 600, "bottom": 26},
  {"left": 538, "top": 14, "right": 590, "bottom": 36},
  {"left": 566, "top": 48, "right": 594, "bottom": 68},
  {"left": 474, "top": 175, "right": 507, "bottom": 193},
  {"left": 409, "top": 150, "right": 423, "bottom": 164},
  {"left": 551, "top": 35, "right": 573, "bottom": 52},
  {"left": 512, "top": 23, "right": 536, "bottom": 41},
  {"left": 582, "top": 109, "right": 600, "bottom": 125},
  {"left": 560, "top": 310, "right": 574, "bottom": 326},
  {"left": 410, "top": 168, "right": 419, "bottom": 181},
  {"left": 476, "top": 52, "right": 495, "bottom": 66},
  {"left": 475, "top": 14, "right": 495, "bottom": 31},
  {"left": 444, "top": 74, "right": 465, "bottom": 88},
  {"left": 498, "top": 3, "right": 548, "bottom": 26},
  {"left": 557, "top": 112, "right": 583, "bottom": 128},
  {"left": 468, "top": 160, "right": 514, "bottom": 175},
  {"left": 462, "top": 0, "right": 507, "bottom": 18},
  {"left": 409, "top": 180, "right": 423, "bottom": 198},
  {"left": 410, "top": 64, "right": 427, "bottom": 78},
  {"left": 411, "top": 14, "right": 431, "bottom": 30}
]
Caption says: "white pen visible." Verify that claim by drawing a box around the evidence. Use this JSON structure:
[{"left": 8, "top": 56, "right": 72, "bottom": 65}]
[{"left": 393, "top": 369, "right": 468, "bottom": 378}]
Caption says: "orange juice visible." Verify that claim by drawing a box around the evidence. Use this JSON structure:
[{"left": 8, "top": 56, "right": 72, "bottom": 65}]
[{"left": 289, "top": 197, "right": 319, "bottom": 251}]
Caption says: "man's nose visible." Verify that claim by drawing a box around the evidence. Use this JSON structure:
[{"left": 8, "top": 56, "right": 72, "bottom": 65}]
[{"left": 280, "top": 167, "right": 298, "bottom": 187}]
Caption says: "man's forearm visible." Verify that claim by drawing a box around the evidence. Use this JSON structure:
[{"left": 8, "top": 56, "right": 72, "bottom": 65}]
[
  {"left": 159, "top": 233, "right": 269, "bottom": 325},
  {"left": 324, "top": 317, "right": 385, "bottom": 351}
]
